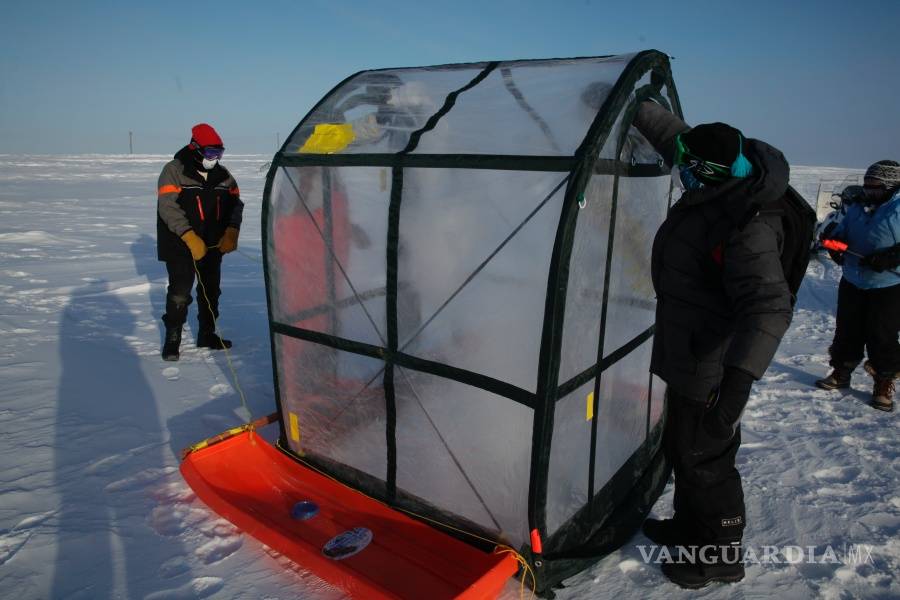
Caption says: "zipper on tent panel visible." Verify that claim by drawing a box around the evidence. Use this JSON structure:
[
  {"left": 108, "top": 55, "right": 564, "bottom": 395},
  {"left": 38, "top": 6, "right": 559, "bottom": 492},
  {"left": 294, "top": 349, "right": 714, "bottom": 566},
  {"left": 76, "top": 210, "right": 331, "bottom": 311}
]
[
  {"left": 587, "top": 89, "right": 658, "bottom": 506},
  {"left": 587, "top": 168, "right": 620, "bottom": 506},
  {"left": 528, "top": 173, "right": 579, "bottom": 570}
]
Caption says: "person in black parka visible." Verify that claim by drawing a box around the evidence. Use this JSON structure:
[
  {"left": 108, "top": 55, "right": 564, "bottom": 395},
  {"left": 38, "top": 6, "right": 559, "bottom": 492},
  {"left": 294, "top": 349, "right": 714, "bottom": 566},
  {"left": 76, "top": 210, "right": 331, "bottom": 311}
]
[
  {"left": 157, "top": 123, "right": 243, "bottom": 361},
  {"left": 633, "top": 101, "right": 794, "bottom": 589}
]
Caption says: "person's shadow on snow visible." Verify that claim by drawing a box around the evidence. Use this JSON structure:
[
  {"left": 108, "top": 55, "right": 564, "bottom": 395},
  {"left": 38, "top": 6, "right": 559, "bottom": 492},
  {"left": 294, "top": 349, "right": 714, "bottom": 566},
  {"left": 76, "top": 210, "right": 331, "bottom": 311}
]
[
  {"left": 130, "top": 233, "right": 168, "bottom": 345},
  {"left": 52, "top": 279, "right": 190, "bottom": 599}
]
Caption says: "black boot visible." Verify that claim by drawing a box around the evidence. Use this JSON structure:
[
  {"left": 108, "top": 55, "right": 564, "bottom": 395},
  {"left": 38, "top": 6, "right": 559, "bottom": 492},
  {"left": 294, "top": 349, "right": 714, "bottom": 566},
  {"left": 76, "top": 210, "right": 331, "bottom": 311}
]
[
  {"left": 162, "top": 326, "right": 182, "bottom": 361},
  {"left": 661, "top": 542, "right": 745, "bottom": 589},
  {"left": 815, "top": 366, "right": 853, "bottom": 390},
  {"left": 642, "top": 518, "right": 696, "bottom": 547},
  {"left": 197, "top": 331, "right": 232, "bottom": 350},
  {"left": 863, "top": 362, "right": 895, "bottom": 412}
]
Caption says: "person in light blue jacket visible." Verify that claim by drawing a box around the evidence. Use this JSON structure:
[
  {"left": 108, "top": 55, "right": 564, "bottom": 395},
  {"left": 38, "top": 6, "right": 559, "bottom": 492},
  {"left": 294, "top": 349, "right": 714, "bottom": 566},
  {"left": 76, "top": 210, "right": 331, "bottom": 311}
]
[{"left": 816, "top": 160, "right": 900, "bottom": 411}]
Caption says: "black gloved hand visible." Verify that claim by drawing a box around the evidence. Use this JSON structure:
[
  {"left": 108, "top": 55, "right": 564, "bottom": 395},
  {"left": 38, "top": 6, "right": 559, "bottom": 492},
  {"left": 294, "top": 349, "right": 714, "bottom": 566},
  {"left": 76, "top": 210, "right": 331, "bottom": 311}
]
[
  {"left": 861, "top": 244, "right": 900, "bottom": 273},
  {"left": 703, "top": 367, "right": 755, "bottom": 440},
  {"left": 827, "top": 248, "right": 844, "bottom": 265}
]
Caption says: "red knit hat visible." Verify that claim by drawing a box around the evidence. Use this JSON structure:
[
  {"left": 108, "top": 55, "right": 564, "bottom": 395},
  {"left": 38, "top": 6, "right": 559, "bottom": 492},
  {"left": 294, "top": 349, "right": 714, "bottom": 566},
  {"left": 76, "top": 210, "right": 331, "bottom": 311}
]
[{"left": 190, "top": 123, "right": 223, "bottom": 148}]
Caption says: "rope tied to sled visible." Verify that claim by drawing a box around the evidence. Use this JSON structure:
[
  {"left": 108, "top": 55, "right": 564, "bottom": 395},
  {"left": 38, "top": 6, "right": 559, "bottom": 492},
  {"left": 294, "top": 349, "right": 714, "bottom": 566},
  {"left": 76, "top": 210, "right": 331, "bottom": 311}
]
[{"left": 193, "top": 254, "right": 250, "bottom": 421}]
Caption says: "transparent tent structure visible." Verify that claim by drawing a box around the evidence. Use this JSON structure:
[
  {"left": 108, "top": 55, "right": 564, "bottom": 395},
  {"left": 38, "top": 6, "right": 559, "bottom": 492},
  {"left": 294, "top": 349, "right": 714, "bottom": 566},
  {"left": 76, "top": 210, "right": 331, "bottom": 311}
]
[{"left": 261, "top": 50, "right": 682, "bottom": 594}]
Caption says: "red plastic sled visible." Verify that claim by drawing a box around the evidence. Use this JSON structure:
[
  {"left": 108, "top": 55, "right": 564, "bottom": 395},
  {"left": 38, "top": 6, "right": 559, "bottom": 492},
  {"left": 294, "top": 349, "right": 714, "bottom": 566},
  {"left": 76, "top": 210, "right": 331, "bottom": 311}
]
[{"left": 180, "top": 431, "right": 519, "bottom": 599}]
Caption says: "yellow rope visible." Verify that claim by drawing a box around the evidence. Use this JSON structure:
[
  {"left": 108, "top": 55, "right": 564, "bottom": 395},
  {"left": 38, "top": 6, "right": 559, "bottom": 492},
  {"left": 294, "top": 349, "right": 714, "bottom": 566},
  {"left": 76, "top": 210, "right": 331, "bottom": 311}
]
[
  {"left": 181, "top": 424, "right": 249, "bottom": 459},
  {"left": 181, "top": 412, "right": 278, "bottom": 460},
  {"left": 193, "top": 255, "right": 250, "bottom": 423},
  {"left": 493, "top": 546, "right": 537, "bottom": 600},
  {"left": 275, "top": 439, "right": 537, "bottom": 599}
]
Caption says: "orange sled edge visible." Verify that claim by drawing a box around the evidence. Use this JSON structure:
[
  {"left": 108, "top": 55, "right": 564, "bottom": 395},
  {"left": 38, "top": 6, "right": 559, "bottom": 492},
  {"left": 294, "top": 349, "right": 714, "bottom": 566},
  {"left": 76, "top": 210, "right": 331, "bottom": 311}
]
[{"left": 180, "top": 431, "right": 519, "bottom": 600}]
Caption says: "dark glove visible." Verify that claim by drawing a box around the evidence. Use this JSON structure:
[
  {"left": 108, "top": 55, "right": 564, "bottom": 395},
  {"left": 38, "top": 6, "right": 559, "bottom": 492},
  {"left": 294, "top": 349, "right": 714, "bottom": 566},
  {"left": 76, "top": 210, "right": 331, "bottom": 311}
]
[
  {"left": 703, "top": 367, "right": 755, "bottom": 440},
  {"left": 218, "top": 227, "right": 239, "bottom": 254},
  {"left": 827, "top": 248, "right": 845, "bottom": 265},
  {"left": 861, "top": 244, "right": 900, "bottom": 273}
]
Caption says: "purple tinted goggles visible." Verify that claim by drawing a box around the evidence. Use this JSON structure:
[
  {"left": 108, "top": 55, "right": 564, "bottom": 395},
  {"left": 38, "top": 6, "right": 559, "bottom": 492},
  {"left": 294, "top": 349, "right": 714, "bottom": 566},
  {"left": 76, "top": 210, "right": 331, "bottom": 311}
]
[{"left": 199, "top": 146, "right": 224, "bottom": 160}]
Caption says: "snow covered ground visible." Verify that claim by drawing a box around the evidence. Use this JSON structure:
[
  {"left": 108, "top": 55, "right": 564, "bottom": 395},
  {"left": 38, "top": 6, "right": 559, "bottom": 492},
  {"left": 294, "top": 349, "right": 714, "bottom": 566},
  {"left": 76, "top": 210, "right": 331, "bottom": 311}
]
[{"left": 0, "top": 155, "right": 895, "bottom": 599}]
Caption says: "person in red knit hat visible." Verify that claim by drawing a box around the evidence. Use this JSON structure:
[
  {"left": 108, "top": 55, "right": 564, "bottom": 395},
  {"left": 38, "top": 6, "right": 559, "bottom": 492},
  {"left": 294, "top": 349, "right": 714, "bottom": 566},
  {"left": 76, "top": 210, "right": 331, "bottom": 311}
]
[{"left": 156, "top": 123, "right": 244, "bottom": 360}]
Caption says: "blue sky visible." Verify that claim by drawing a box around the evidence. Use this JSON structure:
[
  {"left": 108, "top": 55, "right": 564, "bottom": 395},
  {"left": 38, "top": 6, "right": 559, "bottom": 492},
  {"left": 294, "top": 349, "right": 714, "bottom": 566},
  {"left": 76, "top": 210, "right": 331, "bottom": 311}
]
[{"left": 1, "top": 0, "right": 897, "bottom": 167}]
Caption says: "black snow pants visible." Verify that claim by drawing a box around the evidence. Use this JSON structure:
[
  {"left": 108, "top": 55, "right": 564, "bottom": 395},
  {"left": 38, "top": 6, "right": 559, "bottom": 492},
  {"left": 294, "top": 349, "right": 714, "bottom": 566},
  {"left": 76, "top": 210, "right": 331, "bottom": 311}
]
[
  {"left": 829, "top": 278, "right": 900, "bottom": 376},
  {"left": 664, "top": 391, "right": 745, "bottom": 543},
  {"left": 162, "top": 251, "right": 223, "bottom": 333}
]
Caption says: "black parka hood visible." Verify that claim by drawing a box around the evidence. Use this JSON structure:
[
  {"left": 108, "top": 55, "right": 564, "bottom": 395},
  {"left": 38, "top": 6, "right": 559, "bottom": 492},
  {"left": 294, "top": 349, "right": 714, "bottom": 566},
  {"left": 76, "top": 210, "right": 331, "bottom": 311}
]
[
  {"left": 679, "top": 138, "right": 790, "bottom": 229},
  {"left": 173, "top": 145, "right": 229, "bottom": 188}
]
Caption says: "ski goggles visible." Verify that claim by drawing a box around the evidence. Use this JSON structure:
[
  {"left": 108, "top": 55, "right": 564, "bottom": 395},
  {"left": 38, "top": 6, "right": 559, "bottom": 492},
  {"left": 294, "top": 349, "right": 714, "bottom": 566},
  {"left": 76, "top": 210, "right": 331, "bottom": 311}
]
[
  {"left": 199, "top": 146, "right": 225, "bottom": 160},
  {"left": 673, "top": 134, "right": 731, "bottom": 182}
]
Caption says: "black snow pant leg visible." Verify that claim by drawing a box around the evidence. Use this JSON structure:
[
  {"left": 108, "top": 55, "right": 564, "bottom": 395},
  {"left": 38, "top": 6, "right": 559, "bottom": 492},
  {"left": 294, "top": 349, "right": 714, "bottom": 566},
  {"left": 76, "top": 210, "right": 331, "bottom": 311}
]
[
  {"left": 162, "top": 260, "right": 195, "bottom": 328},
  {"left": 863, "top": 282, "right": 900, "bottom": 376},
  {"left": 829, "top": 278, "right": 866, "bottom": 369},
  {"left": 193, "top": 251, "right": 223, "bottom": 334},
  {"left": 830, "top": 278, "right": 900, "bottom": 374},
  {"left": 664, "top": 391, "right": 745, "bottom": 544}
]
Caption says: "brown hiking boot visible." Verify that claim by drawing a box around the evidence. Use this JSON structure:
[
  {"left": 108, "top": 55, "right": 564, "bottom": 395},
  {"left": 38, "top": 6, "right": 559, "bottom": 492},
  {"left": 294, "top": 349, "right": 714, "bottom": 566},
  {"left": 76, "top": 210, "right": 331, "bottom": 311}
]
[
  {"left": 815, "top": 367, "right": 853, "bottom": 390},
  {"left": 872, "top": 376, "right": 895, "bottom": 412},
  {"left": 864, "top": 362, "right": 896, "bottom": 412}
]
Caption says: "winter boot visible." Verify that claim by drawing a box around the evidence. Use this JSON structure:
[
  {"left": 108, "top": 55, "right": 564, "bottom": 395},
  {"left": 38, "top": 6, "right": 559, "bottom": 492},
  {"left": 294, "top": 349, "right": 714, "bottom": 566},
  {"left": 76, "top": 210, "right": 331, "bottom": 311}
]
[
  {"left": 815, "top": 366, "right": 853, "bottom": 390},
  {"left": 197, "top": 331, "right": 232, "bottom": 350},
  {"left": 863, "top": 362, "right": 895, "bottom": 412},
  {"left": 642, "top": 518, "right": 697, "bottom": 547},
  {"left": 162, "top": 326, "right": 182, "bottom": 362},
  {"left": 661, "top": 542, "right": 745, "bottom": 589}
]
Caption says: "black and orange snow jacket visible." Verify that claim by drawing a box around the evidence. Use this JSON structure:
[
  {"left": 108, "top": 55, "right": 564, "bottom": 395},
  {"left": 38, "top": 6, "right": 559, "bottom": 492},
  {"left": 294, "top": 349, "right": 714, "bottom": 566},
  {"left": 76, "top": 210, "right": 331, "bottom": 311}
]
[{"left": 156, "top": 146, "right": 244, "bottom": 262}]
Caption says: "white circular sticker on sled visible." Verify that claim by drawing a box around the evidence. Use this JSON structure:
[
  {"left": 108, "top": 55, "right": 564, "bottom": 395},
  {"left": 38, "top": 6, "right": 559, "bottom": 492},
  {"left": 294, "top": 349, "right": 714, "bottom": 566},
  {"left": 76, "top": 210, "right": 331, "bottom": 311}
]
[{"left": 322, "top": 527, "right": 373, "bottom": 560}]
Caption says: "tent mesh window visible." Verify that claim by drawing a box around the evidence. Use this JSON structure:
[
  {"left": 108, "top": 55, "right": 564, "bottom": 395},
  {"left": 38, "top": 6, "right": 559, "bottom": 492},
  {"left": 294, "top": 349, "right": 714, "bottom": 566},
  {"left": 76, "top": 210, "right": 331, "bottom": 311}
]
[{"left": 263, "top": 50, "right": 682, "bottom": 594}]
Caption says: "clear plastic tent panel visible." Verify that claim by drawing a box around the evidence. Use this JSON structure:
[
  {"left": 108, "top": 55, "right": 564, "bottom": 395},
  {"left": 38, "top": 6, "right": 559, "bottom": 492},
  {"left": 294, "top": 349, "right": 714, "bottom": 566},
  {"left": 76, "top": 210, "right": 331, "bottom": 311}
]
[
  {"left": 546, "top": 381, "right": 594, "bottom": 536},
  {"left": 268, "top": 167, "right": 389, "bottom": 346},
  {"left": 650, "top": 374, "right": 666, "bottom": 432},
  {"left": 558, "top": 173, "right": 614, "bottom": 385},
  {"left": 395, "top": 367, "right": 533, "bottom": 547},
  {"left": 593, "top": 338, "right": 653, "bottom": 490},
  {"left": 601, "top": 174, "right": 670, "bottom": 353},
  {"left": 275, "top": 335, "right": 388, "bottom": 483},
  {"left": 286, "top": 56, "right": 633, "bottom": 157},
  {"left": 286, "top": 67, "right": 486, "bottom": 155},
  {"left": 397, "top": 169, "right": 567, "bottom": 392},
  {"left": 411, "top": 57, "right": 631, "bottom": 156}
]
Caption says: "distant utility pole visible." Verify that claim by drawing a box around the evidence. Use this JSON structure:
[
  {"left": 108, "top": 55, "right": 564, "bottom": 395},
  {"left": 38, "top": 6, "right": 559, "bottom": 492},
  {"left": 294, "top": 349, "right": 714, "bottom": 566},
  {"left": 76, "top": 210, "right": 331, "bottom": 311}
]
[
  {"left": 129, "top": 131, "right": 133, "bottom": 155},
  {"left": 276, "top": 132, "right": 280, "bottom": 150}
]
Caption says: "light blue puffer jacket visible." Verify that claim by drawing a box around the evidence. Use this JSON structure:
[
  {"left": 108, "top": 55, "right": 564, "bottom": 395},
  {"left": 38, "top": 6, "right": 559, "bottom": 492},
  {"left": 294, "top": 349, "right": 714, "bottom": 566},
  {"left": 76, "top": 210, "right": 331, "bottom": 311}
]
[{"left": 832, "top": 189, "right": 900, "bottom": 289}]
